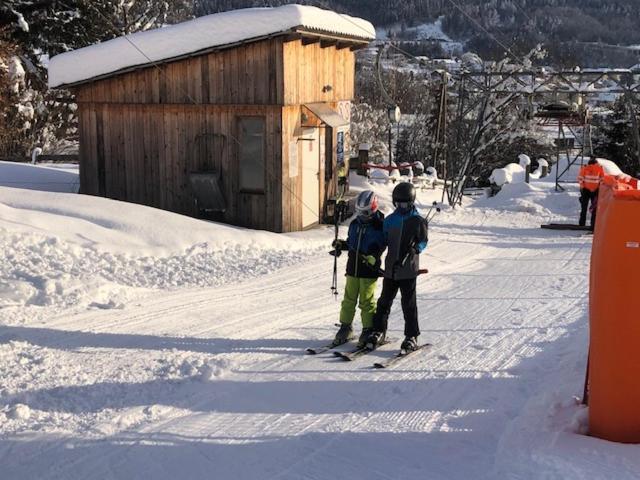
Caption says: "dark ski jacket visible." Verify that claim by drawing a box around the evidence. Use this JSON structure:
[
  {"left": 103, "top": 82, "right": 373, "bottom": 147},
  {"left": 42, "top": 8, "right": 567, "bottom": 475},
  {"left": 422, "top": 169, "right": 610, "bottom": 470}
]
[
  {"left": 382, "top": 206, "right": 428, "bottom": 280},
  {"left": 344, "top": 211, "right": 386, "bottom": 279}
]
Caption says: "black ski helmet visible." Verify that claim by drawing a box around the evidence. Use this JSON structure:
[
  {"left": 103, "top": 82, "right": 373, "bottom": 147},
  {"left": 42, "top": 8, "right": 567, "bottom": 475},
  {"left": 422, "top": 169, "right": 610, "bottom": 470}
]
[{"left": 392, "top": 182, "right": 416, "bottom": 207}]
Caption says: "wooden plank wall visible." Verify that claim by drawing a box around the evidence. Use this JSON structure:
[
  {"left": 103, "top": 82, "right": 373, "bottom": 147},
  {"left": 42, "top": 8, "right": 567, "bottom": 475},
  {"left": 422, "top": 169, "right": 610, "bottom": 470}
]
[
  {"left": 282, "top": 40, "right": 355, "bottom": 105},
  {"left": 74, "top": 37, "right": 359, "bottom": 232},
  {"left": 78, "top": 104, "right": 282, "bottom": 231},
  {"left": 75, "top": 38, "right": 284, "bottom": 106},
  {"left": 281, "top": 105, "right": 303, "bottom": 232}
]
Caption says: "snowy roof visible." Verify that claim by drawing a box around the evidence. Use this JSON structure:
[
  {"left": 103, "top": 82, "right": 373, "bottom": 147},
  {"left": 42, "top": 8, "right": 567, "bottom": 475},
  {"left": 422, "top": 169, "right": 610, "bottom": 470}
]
[{"left": 48, "top": 5, "right": 375, "bottom": 88}]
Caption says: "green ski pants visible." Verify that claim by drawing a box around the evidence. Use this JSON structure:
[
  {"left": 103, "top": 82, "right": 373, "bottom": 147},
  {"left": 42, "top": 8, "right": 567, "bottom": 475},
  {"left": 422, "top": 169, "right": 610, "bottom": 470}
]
[{"left": 340, "top": 276, "right": 378, "bottom": 328}]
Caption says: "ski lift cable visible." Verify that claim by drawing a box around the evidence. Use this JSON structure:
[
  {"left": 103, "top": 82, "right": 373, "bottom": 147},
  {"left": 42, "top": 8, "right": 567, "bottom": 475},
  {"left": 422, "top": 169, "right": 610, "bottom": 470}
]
[
  {"left": 513, "top": 0, "right": 536, "bottom": 27},
  {"left": 69, "top": 0, "right": 327, "bottom": 223}
]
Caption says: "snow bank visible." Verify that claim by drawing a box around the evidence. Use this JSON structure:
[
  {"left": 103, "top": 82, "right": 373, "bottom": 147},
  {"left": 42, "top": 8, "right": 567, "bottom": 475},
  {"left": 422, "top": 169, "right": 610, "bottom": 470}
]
[
  {"left": 0, "top": 161, "right": 79, "bottom": 193},
  {"left": 48, "top": 5, "right": 375, "bottom": 88},
  {"left": 0, "top": 187, "right": 329, "bottom": 309},
  {"left": 473, "top": 180, "right": 579, "bottom": 220},
  {"left": 490, "top": 163, "right": 526, "bottom": 187},
  {"left": 597, "top": 158, "right": 624, "bottom": 176},
  {"left": 489, "top": 155, "right": 533, "bottom": 187}
]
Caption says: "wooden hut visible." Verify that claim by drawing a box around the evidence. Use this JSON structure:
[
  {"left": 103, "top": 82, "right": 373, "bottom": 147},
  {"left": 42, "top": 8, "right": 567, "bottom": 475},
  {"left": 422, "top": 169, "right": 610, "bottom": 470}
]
[{"left": 48, "top": 5, "right": 375, "bottom": 232}]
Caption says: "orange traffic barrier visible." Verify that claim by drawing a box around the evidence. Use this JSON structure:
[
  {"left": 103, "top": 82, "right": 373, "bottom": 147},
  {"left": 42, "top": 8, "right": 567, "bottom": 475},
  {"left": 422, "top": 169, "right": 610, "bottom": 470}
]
[{"left": 589, "top": 175, "right": 640, "bottom": 443}]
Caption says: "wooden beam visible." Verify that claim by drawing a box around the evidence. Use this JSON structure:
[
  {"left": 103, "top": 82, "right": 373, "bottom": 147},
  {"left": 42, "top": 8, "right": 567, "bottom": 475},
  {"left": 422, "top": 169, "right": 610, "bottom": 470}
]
[
  {"left": 283, "top": 33, "right": 303, "bottom": 43},
  {"left": 320, "top": 39, "right": 338, "bottom": 49},
  {"left": 336, "top": 42, "right": 351, "bottom": 50},
  {"left": 302, "top": 36, "right": 320, "bottom": 46}
]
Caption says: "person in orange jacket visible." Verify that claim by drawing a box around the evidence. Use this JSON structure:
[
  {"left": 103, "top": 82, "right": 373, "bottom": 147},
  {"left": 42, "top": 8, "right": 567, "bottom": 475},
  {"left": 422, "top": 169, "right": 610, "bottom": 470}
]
[{"left": 577, "top": 157, "right": 605, "bottom": 228}]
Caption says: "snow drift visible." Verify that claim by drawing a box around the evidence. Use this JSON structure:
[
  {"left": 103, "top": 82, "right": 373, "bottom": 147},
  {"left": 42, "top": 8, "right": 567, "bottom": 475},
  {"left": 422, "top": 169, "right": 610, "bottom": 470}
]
[{"left": 0, "top": 186, "right": 329, "bottom": 309}]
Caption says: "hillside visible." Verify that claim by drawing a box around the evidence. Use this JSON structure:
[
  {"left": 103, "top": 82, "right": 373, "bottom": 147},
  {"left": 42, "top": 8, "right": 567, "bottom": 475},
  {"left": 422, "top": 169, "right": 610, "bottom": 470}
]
[{"left": 197, "top": 0, "right": 640, "bottom": 66}]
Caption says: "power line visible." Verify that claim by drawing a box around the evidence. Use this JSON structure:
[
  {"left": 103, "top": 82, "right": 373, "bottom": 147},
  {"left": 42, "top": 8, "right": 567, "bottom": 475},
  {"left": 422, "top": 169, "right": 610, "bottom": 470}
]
[{"left": 441, "top": 0, "right": 525, "bottom": 66}]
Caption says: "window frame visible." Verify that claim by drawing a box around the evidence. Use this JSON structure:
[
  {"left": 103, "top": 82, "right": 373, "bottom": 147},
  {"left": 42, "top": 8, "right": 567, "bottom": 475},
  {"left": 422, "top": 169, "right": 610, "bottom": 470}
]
[{"left": 237, "top": 115, "right": 267, "bottom": 195}]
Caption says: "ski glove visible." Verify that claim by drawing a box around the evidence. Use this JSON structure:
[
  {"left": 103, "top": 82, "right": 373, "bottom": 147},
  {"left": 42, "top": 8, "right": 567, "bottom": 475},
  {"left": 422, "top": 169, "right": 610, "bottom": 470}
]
[
  {"left": 364, "top": 255, "right": 376, "bottom": 266},
  {"left": 332, "top": 239, "right": 348, "bottom": 251}
]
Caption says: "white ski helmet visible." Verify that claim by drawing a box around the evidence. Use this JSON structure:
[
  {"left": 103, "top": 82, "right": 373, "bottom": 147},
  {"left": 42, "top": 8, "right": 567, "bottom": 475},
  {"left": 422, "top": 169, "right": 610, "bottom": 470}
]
[{"left": 355, "top": 190, "right": 379, "bottom": 217}]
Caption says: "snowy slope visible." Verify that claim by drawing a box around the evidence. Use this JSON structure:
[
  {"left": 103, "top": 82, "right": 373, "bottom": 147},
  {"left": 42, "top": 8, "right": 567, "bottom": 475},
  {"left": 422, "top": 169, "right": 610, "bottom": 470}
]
[
  {"left": 0, "top": 161, "right": 79, "bottom": 193},
  {"left": 1, "top": 175, "right": 639, "bottom": 479},
  {"left": 0, "top": 187, "right": 329, "bottom": 312}
]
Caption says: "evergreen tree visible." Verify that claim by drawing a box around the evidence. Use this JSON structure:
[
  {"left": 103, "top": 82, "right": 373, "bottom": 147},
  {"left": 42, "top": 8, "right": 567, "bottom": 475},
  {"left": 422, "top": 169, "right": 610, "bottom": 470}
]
[
  {"left": 594, "top": 98, "right": 640, "bottom": 177},
  {"left": 0, "top": 1, "right": 193, "bottom": 156}
]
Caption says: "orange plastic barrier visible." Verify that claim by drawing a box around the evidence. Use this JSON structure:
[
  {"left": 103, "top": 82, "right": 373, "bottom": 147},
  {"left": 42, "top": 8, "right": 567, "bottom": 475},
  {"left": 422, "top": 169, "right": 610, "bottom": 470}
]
[{"left": 589, "top": 175, "right": 640, "bottom": 443}]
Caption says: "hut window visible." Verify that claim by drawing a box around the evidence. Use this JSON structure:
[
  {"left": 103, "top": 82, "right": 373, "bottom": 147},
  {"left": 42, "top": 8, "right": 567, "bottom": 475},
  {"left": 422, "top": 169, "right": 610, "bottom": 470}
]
[{"left": 238, "top": 117, "right": 266, "bottom": 193}]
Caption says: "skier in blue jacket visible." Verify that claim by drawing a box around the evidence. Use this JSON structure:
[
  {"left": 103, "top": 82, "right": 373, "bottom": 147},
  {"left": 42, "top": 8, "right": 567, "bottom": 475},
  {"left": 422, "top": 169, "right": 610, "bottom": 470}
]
[{"left": 366, "top": 182, "right": 428, "bottom": 352}]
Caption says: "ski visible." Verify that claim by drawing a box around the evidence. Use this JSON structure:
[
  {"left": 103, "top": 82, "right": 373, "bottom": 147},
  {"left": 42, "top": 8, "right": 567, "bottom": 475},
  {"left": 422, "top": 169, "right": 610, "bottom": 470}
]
[
  {"left": 305, "top": 339, "right": 350, "bottom": 355},
  {"left": 334, "top": 339, "right": 392, "bottom": 361},
  {"left": 306, "top": 344, "right": 338, "bottom": 355},
  {"left": 373, "top": 343, "right": 432, "bottom": 369}
]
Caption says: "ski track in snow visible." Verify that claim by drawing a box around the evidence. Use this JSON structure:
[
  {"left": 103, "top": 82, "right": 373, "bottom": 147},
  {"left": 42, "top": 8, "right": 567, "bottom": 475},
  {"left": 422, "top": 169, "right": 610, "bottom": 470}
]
[{"left": 0, "top": 196, "right": 598, "bottom": 479}]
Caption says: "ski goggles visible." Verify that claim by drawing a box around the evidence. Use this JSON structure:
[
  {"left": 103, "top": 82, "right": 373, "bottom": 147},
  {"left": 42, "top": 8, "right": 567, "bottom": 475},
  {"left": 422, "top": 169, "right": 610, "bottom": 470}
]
[{"left": 395, "top": 202, "right": 412, "bottom": 210}]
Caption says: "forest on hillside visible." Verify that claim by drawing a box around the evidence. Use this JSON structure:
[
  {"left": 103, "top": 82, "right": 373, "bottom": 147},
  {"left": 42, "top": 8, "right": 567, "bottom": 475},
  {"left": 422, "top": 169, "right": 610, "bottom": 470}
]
[{"left": 197, "top": 0, "right": 640, "bottom": 66}]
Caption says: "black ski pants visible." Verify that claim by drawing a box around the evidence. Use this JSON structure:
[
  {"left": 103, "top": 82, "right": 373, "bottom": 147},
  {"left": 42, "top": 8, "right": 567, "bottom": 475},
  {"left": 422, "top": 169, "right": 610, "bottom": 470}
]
[
  {"left": 579, "top": 188, "right": 598, "bottom": 227},
  {"left": 372, "top": 277, "right": 419, "bottom": 337}
]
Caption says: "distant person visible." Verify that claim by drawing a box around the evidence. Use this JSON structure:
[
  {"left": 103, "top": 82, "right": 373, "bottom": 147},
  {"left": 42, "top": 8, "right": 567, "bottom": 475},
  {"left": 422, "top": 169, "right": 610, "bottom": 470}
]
[
  {"left": 577, "top": 157, "right": 605, "bottom": 229},
  {"left": 366, "top": 182, "right": 428, "bottom": 352},
  {"left": 331, "top": 191, "right": 386, "bottom": 348}
]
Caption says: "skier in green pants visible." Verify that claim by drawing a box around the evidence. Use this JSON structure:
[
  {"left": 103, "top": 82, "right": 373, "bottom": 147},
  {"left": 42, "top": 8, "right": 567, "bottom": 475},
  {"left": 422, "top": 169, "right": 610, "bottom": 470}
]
[{"left": 331, "top": 190, "right": 386, "bottom": 347}]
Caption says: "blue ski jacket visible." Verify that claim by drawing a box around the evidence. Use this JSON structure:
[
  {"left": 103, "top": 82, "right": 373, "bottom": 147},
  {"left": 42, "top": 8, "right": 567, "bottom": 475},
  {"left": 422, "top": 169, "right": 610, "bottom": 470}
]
[{"left": 345, "top": 211, "right": 386, "bottom": 278}]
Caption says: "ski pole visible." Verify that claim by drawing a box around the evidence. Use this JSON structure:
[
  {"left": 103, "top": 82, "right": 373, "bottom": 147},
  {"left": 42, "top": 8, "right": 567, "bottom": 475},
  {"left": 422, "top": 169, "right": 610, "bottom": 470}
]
[
  {"left": 331, "top": 214, "right": 340, "bottom": 297},
  {"left": 425, "top": 201, "right": 441, "bottom": 224},
  {"left": 330, "top": 200, "right": 346, "bottom": 297}
]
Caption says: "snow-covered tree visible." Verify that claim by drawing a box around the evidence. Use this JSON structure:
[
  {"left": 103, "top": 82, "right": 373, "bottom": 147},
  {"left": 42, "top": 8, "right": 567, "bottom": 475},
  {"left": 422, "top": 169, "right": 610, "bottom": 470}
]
[
  {"left": 0, "top": 1, "right": 193, "bottom": 156},
  {"left": 350, "top": 103, "right": 390, "bottom": 162}
]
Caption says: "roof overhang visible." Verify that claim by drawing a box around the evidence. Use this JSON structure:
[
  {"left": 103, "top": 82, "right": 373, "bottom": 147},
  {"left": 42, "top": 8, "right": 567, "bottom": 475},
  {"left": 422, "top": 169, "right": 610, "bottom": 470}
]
[{"left": 304, "top": 103, "right": 349, "bottom": 128}]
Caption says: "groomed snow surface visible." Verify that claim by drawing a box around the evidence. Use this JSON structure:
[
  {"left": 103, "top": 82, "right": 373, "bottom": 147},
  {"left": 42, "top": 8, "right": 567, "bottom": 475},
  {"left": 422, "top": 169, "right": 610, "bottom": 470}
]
[
  {"left": 48, "top": 4, "right": 375, "bottom": 88},
  {"left": 0, "top": 161, "right": 79, "bottom": 193},
  {"left": 1, "top": 168, "right": 639, "bottom": 479}
]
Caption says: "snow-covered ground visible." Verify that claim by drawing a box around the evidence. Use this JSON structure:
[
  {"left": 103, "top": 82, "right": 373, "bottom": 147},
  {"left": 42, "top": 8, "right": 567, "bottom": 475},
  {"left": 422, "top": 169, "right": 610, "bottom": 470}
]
[
  {"left": 0, "top": 161, "right": 79, "bottom": 193},
  {"left": 1, "top": 167, "right": 639, "bottom": 479}
]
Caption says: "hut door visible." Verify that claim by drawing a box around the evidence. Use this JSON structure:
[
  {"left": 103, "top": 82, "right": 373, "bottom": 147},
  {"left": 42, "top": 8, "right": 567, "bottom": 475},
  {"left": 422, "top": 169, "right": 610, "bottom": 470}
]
[{"left": 301, "top": 127, "right": 320, "bottom": 228}]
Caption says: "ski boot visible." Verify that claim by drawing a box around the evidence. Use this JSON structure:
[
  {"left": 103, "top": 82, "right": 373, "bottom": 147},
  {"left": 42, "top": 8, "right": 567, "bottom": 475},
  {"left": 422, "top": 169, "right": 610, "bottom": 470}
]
[
  {"left": 357, "top": 328, "right": 373, "bottom": 349},
  {"left": 365, "top": 330, "right": 386, "bottom": 350},
  {"left": 332, "top": 324, "right": 354, "bottom": 347},
  {"left": 401, "top": 336, "right": 419, "bottom": 352}
]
